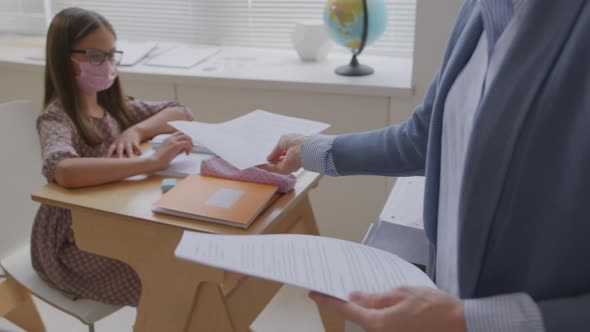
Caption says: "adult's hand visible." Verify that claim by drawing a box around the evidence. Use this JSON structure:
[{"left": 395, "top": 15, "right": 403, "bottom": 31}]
[
  {"left": 263, "top": 133, "right": 305, "bottom": 174},
  {"left": 310, "top": 287, "right": 467, "bottom": 332}
]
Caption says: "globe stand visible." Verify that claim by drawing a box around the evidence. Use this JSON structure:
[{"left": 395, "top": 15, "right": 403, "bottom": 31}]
[
  {"left": 335, "top": 54, "right": 374, "bottom": 76},
  {"left": 333, "top": 0, "right": 374, "bottom": 77}
]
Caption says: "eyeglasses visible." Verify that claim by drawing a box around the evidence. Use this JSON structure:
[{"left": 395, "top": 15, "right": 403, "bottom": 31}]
[{"left": 71, "top": 48, "right": 124, "bottom": 66}]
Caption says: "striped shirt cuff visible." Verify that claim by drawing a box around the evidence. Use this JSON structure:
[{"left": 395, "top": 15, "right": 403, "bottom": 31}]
[
  {"left": 301, "top": 134, "right": 339, "bottom": 176},
  {"left": 464, "top": 293, "right": 545, "bottom": 332}
]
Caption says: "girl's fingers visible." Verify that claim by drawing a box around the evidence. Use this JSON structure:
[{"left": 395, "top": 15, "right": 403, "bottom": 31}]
[
  {"left": 125, "top": 143, "right": 134, "bottom": 158},
  {"left": 107, "top": 144, "right": 116, "bottom": 158},
  {"left": 133, "top": 142, "right": 142, "bottom": 156},
  {"left": 178, "top": 136, "right": 193, "bottom": 145},
  {"left": 116, "top": 143, "right": 125, "bottom": 158},
  {"left": 182, "top": 140, "right": 193, "bottom": 152}
]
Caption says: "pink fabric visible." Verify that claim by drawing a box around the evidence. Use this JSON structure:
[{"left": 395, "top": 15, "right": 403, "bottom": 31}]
[{"left": 201, "top": 156, "right": 296, "bottom": 193}]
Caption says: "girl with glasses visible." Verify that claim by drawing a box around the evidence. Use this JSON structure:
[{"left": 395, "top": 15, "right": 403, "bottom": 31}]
[{"left": 33, "top": 7, "right": 195, "bottom": 306}]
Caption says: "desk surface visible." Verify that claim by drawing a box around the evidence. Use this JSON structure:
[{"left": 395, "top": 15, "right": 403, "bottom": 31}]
[{"left": 31, "top": 168, "right": 321, "bottom": 235}]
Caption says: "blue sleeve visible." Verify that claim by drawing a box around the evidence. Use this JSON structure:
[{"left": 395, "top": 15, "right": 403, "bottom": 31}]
[
  {"left": 330, "top": 76, "right": 438, "bottom": 177},
  {"left": 327, "top": 0, "right": 484, "bottom": 177},
  {"left": 301, "top": 134, "right": 340, "bottom": 176}
]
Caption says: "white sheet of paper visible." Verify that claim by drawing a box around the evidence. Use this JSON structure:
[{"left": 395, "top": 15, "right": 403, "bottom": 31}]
[
  {"left": 170, "top": 110, "right": 331, "bottom": 170},
  {"left": 175, "top": 232, "right": 434, "bottom": 301},
  {"left": 380, "top": 177, "right": 425, "bottom": 229},
  {"left": 140, "top": 150, "right": 212, "bottom": 177},
  {"left": 117, "top": 40, "right": 158, "bottom": 66},
  {"left": 144, "top": 45, "right": 219, "bottom": 68},
  {"left": 150, "top": 134, "right": 213, "bottom": 154}
]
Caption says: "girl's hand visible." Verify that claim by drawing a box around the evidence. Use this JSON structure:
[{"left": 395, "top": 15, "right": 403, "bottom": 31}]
[
  {"left": 149, "top": 132, "right": 193, "bottom": 171},
  {"left": 107, "top": 127, "right": 142, "bottom": 158}
]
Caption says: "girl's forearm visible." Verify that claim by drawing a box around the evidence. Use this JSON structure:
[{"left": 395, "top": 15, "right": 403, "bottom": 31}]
[
  {"left": 54, "top": 157, "right": 159, "bottom": 188},
  {"left": 134, "top": 107, "right": 191, "bottom": 141}
]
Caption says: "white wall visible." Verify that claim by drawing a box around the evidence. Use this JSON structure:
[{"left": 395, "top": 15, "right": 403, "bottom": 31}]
[{"left": 412, "top": 0, "right": 464, "bottom": 99}]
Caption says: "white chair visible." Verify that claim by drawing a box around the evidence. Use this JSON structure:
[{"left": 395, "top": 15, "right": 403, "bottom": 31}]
[{"left": 0, "top": 100, "right": 123, "bottom": 332}]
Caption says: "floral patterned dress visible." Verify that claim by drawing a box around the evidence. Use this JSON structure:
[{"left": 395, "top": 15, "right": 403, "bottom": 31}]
[{"left": 31, "top": 98, "right": 193, "bottom": 306}]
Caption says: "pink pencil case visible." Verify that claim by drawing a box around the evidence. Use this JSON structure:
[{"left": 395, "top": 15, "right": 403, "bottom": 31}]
[{"left": 200, "top": 156, "right": 296, "bottom": 193}]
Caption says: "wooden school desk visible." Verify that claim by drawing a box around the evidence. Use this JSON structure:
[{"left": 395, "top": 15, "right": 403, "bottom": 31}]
[{"left": 31, "top": 157, "right": 344, "bottom": 332}]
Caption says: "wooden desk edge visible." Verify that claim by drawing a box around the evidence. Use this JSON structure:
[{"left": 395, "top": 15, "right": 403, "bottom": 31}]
[{"left": 31, "top": 171, "right": 322, "bottom": 235}]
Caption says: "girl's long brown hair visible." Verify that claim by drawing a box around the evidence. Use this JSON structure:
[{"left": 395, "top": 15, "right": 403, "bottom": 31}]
[{"left": 44, "top": 7, "right": 136, "bottom": 146}]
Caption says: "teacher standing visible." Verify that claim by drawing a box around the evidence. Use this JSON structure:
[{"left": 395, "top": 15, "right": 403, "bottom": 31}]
[{"left": 265, "top": 0, "right": 590, "bottom": 331}]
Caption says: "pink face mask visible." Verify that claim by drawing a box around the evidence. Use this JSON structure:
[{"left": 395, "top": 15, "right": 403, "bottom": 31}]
[{"left": 72, "top": 58, "right": 119, "bottom": 93}]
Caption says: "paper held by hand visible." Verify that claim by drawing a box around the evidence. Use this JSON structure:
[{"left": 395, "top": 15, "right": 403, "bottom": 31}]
[
  {"left": 175, "top": 232, "right": 435, "bottom": 301},
  {"left": 169, "top": 110, "right": 331, "bottom": 170}
]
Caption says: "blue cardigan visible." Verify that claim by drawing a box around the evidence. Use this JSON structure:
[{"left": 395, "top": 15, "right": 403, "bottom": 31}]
[{"left": 330, "top": 1, "right": 590, "bottom": 330}]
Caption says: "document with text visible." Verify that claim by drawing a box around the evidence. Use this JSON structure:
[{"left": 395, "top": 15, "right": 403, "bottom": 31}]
[
  {"left": 169, "top": 110, "right": 331, "bottom": 170},
  {"left": 175, "top": 232, "right": 434, "bottom": 301}
]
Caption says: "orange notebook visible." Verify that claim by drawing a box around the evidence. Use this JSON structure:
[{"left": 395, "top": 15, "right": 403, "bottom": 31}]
[{"left": 152, "top": 175, "right": 278, "bottom": 229}]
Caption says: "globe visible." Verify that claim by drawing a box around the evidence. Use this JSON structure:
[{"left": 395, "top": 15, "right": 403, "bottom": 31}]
[{"left": 324, "top": 0, "right": 388, "bottom": 76}]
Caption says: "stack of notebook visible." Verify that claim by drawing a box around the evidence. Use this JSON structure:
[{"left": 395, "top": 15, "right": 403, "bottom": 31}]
[{"left": 152, "top": 175, "right": 278, "bottom": 229}]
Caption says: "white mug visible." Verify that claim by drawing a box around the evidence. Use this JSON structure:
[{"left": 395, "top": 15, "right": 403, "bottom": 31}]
[{"left": 291, "top": 21, "right": 332, "bottom": 62}]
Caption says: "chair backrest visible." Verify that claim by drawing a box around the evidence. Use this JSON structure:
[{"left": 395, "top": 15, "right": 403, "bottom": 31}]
[
  {"left": 0, "top": 101, "right": 123, "bottom": 325},
  {"left": 0, "top": 101, "right": 45, "bottom": 259}
]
